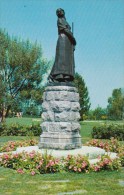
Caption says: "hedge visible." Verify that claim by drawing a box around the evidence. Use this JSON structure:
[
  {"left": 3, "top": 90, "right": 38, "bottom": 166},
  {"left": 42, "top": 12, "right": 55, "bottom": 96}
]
[
  {"left": 0, "top": 123, "right": 41, "bottom": 136},
  {"left": 92, "top": 124, "right": 124, "bottom": 140}
]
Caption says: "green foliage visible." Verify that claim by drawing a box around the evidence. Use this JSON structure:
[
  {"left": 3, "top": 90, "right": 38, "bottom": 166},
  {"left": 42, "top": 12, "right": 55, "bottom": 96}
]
[
  {"left": 92, "top": 124, "right": 124, "bottom": 140},
  {"left": 0, "top": 152, "right": 61, "bottom": 175},
  {"left": 118, "top": 151, "right": 124, "bottom": 166},
  {"left": 64, "top": 155, "right": 90, "bottom": 173},
  {"left": 86, "top": 137, "right": 121, "bottom": 152},
  {"left": 0, "top": 123, "right": 41, "bottom": 136},
  {"left": 23, "top": 106, "right": 41, "bottom": 116},
  {"left": 87, "top": 108, "right": 108, "bottom": 120},
  {"left": 74, "top": 73, "right": 90, "bottom": 119},
  {"left": 0, "top": 29, "right": 50, "bottom": 119},
  {"left": 107, "top": 88, "right": 124, "bottom": 120},
  {"left": 90, "top": 155, "right": 121, "bottom": 172},
  {"left": 86, "top": 138, "right": 124, "bottom": 166},
  {"left": 0, "top": 139, "right": 38, "bottom": 152},
  {"left": 0, "top": 152, "right": 121, "bottom": 175}
]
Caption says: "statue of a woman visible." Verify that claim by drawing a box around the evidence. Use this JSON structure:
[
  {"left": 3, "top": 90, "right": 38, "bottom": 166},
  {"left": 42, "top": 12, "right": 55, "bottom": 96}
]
[{"left": 49, "top": 8, "right": 76, "bottom": 82}]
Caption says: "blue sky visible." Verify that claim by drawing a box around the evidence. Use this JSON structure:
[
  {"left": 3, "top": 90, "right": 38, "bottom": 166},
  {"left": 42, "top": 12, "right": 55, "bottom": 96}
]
[{"left": 0, "top": 0, "right": 124, "bottom": 109}]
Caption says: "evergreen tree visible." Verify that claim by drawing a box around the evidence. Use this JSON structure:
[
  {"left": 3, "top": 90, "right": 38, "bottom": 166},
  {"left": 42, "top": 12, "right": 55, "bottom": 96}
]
[{"left": 74, "top": 72, "right": 90, "bottom": 119}]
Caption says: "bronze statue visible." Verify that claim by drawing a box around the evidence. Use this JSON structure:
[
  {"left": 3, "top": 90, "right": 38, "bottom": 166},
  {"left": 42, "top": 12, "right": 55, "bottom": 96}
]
[{"left": 49, "top": 8, "right": 76, "bottom": 82}]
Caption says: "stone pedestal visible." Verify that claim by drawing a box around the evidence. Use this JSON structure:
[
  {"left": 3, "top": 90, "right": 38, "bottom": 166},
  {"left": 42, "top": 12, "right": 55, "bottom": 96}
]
[{"left": 39, "top": 85, "right": 82, "bottom": 150}]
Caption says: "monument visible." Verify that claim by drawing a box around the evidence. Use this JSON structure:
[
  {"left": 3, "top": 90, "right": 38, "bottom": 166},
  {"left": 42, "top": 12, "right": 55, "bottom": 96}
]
[
  {"left": 1, "top": 9, "right": 115, "bottom": 169},
  {"left": 39, "top": 8, "right": 82, "bottom": 149}
]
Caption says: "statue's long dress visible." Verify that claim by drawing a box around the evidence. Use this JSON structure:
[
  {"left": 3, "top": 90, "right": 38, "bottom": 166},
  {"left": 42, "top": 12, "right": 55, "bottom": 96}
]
[{"left": 49, "top": 18, "right": 75, "bottom": 81}]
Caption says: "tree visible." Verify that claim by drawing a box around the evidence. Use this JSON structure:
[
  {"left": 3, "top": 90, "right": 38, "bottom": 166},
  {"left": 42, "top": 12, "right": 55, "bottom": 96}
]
[
  {"left": 0, "top": 29, "right": 50, "bottom": 121},
  {"left": 74, "top": 72, "right": 90, "bottom": 119},
  {"left": 107, "top": 88, "right": 124, "bottom": 120},
  {"left": 93, "top": 106, "right": 107, "bottom": 120}
]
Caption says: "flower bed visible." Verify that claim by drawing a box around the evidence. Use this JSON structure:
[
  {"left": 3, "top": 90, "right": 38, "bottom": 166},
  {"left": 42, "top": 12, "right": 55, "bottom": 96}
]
[
  {"left": 0, "top": 138, "right": 123, "bottom": 175},
  {"left": 0, "top": 152, "right": 60, "bottom": 175},
  {"left": 90, "top": 155, "right": 121, "bottom": 171},
  {"left": 86, "top": 138, "right": 124, "bottom": 166},
  {"left": 0, "top": 139, "right": 38, "bottom": 152},
  {"left": 0, "top": 152, "right": 121, "bottom": 175},
  {"left": 63, "top": 155, "right": 90, "bottom": 173},
  {"left": 86, "top": 137, "right": 120, "bottom": 152}
]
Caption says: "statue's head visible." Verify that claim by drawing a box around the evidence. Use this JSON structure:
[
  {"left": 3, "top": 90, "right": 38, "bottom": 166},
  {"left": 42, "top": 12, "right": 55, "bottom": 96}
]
[{"left": 56, "top": 8, "right": 65, "bottom": 17}]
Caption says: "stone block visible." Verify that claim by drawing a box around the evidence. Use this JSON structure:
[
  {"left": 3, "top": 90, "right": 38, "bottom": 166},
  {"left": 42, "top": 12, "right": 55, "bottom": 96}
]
[
  {"left": 42, "top": 111, "right": 54, "bottom": 121},
  {"left": 41, "top": 122, "right": 49, "bottom": 132},
  {"left": 44, "top": 91, "right": 79, "bottom": 102},
  {"left": 46, "top": 86, "right": 78, "bottom": 92},
  {"left": 68, "top": 92, "right": 79, "bottom": 102},
  {"left": 59, "top": 122, "right": 72, "bottom": 132},
  {"left": 71, "top": 122, "right": 81, "bottom": 132},
  {"left": 54, "top": 111, "right": 70, "bottom": 122},
  {"left": 39, "top": 132, "right": 82, "bottom": 149},
  {"left": 41, "top": 122, "right": 79, "bottom": 133},
  {"left": 41, "top": 122, "right": 58, "bottom": 132},
  {"left": 48, "top": 122, "right": 60, "bottom": 132},
  {"left": 45, "top": 91, "right": 60, "bottom": 101},
  {"left": 42, "top": 101, "right": 50, "bottom": 111},
  {"left": 70, "top": 111, "right": 80, "bottom": 121},
  {"left": 50, "top": 101, "right": 71, "bottom": 112},
  {"left": 71, "top": 102, "right": 80, "bottom": 111}
]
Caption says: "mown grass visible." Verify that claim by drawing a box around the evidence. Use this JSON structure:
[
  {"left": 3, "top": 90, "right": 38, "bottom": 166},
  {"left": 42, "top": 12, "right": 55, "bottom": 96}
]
[
  {"left": 6, "top": 117, "right": 41, "bottom": 126},
  {"left": 0, "top": 167, "right": 124, "bottom": 195},
  {"left": 0, "top": 118, "right": 124, "bottom": 194}
]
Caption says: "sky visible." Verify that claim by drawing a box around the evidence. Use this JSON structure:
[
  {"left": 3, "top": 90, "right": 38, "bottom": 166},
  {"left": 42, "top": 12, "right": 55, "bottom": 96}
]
[{"left": 0, "top": 0, "right": 124, "bottom": 109}]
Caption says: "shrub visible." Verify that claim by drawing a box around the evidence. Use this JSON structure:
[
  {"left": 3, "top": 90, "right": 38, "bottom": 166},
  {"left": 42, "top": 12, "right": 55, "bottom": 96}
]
[
  {"left": 92, "top": 124, "right": 124, "bottom": 140},
  {"left": 90, "top": 155, "right": 121, "bottom": 172},
  {"left": 0, "top": 123, "right": 41, "bottom": 136},
  {"left": 0, "top": 152, "right": 121, "bottom": 175},
  {"left": 86, "top": 137, "right": 121, "bottom": 152},
  {"left": 0, "top": 152, "right": 61, "bottom": 175},
  {"left": 117, "top": 148, "right": 124, "bottom": 166},
  {"left": 27, "top": 124, "right": 41, "bottom": 136},
  {"left": 63, "top": 155, "right": 90, "bottom": 173},
  {"left": 86, "top": 138, "right": 124, "bottom": 166},
  {"left": 0, "top": 139, "right": 38, "bottom": 152}
]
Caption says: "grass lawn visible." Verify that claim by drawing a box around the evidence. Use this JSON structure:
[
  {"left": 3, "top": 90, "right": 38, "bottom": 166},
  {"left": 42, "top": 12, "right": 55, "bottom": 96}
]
[
  {"left": 0, "top": 167, "right": 124, "bottom": 195},
  {"left": 0, "top": 118, "right": 124, "bottom": 194},
  {"left": 6, "top": 117, "right": 41, "bottom": 126}
]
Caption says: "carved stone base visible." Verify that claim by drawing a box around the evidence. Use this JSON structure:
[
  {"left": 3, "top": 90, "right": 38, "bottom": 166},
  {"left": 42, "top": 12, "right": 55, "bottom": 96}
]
[
  {"left": 39, "top": 132, "right": 81, "bottom": 150},
  {"left": 39, "top": 85, "right": 82, "bottom": 150}
]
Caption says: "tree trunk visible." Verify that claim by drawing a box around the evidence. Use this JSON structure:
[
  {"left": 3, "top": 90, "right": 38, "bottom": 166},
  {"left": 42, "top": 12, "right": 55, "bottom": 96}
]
[
  {"left": 1, "top": 107, "right": 6, "bottom": 122},
  {"left": 5, "top": 105, "right": 11, "bottom": 117},
  {"left": 1, "top": 105, "right": 11, "bottom": 122}
]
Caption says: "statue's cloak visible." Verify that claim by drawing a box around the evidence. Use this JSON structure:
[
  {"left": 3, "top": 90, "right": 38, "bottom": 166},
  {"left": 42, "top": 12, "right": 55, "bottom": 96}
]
[{"left": 49, "top": 18, "right": 75, "bottom": 81}]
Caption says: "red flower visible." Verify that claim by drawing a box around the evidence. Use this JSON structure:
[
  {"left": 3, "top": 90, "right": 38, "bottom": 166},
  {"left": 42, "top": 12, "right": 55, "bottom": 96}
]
[
  {"left": 31, "top": 171, "right": 36, "bottom": 176},
  {"left": 17, "top": 169, "right": 24, "bottom": 174}
]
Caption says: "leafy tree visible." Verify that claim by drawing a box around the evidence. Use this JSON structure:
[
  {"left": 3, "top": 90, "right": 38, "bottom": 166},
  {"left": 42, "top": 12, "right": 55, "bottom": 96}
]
[
  {"left": 87, "top": 107, "right": 107, "bottom": 120},
  {"left": 93, "top": 106, "right": 107, "bottom": 120},
  {"left": 87, "top": 110, "right": 94, "bottom": 120},
  {"left": 0, "top": 29, "right": 50, "bottom": 121},
  {"left": 107, "top": 88, "right": 124, "bottom": 120},
  {"left": 74, "top": 72, "right": 90, "bottom": 119}
]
